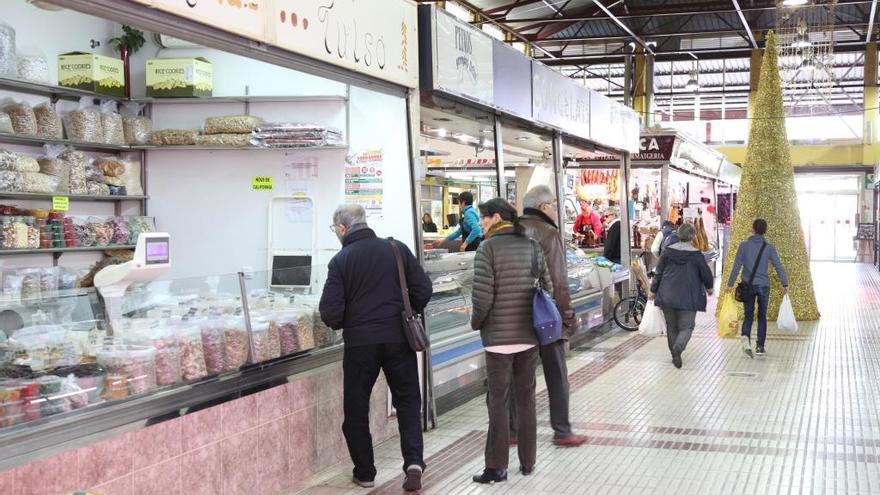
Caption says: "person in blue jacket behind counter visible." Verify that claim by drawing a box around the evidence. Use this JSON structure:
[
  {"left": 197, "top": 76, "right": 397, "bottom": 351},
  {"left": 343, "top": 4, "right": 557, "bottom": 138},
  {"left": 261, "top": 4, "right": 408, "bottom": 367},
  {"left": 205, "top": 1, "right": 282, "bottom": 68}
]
[{"left": 444, "top": 191, "right": 484, "bottom": 252}]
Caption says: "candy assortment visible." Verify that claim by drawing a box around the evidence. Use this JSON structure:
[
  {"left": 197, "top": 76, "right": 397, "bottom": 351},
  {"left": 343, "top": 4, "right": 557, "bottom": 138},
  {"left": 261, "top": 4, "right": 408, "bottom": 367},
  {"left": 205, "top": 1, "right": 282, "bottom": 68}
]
[
  {"left": 96, "top": 345, "right": 157, "bottom": 396},
  {"left": 0, "top": 214, "right": 152, "bottom": 251}
]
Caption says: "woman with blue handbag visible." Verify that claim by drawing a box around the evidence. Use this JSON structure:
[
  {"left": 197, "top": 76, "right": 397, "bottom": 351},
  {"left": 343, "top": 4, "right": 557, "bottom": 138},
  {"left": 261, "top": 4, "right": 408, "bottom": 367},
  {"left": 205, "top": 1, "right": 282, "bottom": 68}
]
[{"left": 470, "top": 198, "right": 554, "bottom": 484}]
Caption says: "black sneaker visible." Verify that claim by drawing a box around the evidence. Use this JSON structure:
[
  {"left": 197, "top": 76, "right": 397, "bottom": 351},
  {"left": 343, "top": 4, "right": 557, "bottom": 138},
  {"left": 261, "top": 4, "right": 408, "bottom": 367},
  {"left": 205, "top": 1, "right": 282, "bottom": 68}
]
[
  {"left": 520, "top": 465, "right": 534, "bottom": 476},
  {"left": 672, "top": 352, "right": 682, "bottom": 369},
  {"left": 472, "top": 468, "right": 508, "bottom": 484},
  {"left": 755, "top": 345, "right": 766, "bottom": 356}
]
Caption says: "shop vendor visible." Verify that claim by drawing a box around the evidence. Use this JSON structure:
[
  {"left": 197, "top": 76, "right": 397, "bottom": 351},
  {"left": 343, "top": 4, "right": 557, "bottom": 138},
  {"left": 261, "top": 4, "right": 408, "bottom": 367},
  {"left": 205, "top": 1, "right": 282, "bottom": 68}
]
[
  {"left": 574, "top": 199, "right": 602, "bottom": 247},
  {"left": 441, "top": 191, "right": 483, "bottom": 252}
]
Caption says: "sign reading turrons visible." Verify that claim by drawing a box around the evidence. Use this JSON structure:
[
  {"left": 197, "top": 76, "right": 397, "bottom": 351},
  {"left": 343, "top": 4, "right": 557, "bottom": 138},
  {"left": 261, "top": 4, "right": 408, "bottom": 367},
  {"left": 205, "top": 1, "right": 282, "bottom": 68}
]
[{"left": 418, "top": 5, "right": 640, "bottom": 153}]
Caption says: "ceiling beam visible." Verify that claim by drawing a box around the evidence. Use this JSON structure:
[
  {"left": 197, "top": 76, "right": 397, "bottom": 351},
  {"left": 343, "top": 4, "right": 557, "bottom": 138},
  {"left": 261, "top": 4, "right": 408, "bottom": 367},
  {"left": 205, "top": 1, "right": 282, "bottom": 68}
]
[
  {"left": 593, "top": 0, "right": 654, "bottom": 54},
  {"left": 483, "top": 0, "right": 545, "bottom": 15},
  {"left": 730, "top": 0, "right": 758, "bottom": 48},
  {"left": 868, "top": 0, "right": 878, "bottom": 42}
]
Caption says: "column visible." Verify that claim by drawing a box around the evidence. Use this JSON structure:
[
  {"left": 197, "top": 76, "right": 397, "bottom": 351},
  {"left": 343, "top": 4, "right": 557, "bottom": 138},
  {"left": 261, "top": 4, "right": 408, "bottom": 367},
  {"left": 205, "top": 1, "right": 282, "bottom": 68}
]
[
  {"left": 633, "top": 48, "right": 648, "bottom": 126},
  {"left": 864, "top": 43, "right": 878, "bottom": 146}
]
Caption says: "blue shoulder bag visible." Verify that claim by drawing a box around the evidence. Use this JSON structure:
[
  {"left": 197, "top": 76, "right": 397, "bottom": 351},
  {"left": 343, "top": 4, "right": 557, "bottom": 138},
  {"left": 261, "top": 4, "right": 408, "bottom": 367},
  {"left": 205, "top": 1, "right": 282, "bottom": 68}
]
[{"left": 530, "top": 242, "right": 563, "bottom": 345}]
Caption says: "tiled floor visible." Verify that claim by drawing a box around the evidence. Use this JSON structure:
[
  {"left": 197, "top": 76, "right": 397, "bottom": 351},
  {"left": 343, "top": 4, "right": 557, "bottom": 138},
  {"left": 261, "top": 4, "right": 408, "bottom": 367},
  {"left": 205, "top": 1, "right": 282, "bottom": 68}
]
[{"left": 292, "top": 263, "right": 880, "bottom": 494}]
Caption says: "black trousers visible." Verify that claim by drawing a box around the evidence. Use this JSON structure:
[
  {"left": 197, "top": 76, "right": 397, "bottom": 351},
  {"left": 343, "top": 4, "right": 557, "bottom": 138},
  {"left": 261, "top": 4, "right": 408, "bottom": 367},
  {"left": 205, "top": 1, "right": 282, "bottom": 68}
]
[
  {"left": 485, "top": 347, "right": 539, "bottom": 470},
  {"left": 342, "top": 342, "right": 424, "bottom": 481},
  {"left": 509, "top": 339, "right": 573, "bottom": 439}
]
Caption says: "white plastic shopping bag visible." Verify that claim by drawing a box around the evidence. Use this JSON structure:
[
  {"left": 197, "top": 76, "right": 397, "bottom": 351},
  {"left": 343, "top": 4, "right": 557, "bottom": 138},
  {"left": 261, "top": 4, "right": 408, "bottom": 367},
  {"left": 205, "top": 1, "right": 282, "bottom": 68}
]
[
  {"left": 638, "top": 300, "right": 666, "bottom": 337},
  {"left": 777, "top": 294, "right": 798, "bottom": 333}
]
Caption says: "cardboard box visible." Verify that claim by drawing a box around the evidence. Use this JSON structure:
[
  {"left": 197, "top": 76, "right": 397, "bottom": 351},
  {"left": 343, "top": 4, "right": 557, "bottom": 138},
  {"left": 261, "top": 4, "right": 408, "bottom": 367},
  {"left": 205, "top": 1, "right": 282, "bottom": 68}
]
[
  {"left": 146, "top": 57, "right": 213, "bottom": 97},
  {"left": 57, "top": 52, "right": 125, "bottom": 97}
]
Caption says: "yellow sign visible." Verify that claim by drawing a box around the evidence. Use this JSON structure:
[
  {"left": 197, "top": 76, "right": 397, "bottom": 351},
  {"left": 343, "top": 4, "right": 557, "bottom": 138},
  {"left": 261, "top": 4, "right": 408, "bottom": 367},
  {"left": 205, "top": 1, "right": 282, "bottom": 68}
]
[
  {"left": 252, "top": 177, "right": 274, "bottom": 191},
  {"left": 52, "top": 196, "right": 69, "bottom": 211}
]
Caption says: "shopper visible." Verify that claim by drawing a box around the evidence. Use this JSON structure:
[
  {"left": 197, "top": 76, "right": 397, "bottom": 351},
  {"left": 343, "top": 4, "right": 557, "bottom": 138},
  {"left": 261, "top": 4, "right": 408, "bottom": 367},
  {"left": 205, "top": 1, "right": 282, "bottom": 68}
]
[
  {"left": 442, "top": 191, "right": 483, "bottom": 251},
  {"left": 422, "top": 212, "right": 438, "bottom": 233},
  {"left": 471, "top": 198, "right": 553, "bottom": 484},
  {"left": 602, "top": 206, "right": 622, "bottom": 264},
  {"left": 319, "top": 204, "right": 433, "bottom": 492},
  {"left": 650, "top": 223, "right": 714, "bottom": 369},
  {"left": 650, "top": 220, "right": 680, "bottom": 259},
  {"left": 516, "top": 185, "right": 587, "bottom": 447},
  {"left": 726, "top": 218, "right": 789, "bottom": 358},
  {"left": 574, "top": 199, "right": 602, "bottom": 246}
]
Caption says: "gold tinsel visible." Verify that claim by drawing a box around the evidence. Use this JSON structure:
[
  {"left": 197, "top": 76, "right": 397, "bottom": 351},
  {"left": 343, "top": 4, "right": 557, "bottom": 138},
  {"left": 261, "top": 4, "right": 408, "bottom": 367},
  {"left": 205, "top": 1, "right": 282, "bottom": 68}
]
[{"left": 718, "top": 31, "right": 820, "bottom": 321}]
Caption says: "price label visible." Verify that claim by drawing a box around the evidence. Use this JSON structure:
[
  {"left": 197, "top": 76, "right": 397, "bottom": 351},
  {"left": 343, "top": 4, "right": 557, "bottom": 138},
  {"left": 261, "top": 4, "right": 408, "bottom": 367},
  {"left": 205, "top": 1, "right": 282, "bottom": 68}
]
[
  {"left": 252, "top": 177, "right": 274, "bottom": 191},
  {"left": 52, "top": 196, "right": 70, "bottom": 211}
]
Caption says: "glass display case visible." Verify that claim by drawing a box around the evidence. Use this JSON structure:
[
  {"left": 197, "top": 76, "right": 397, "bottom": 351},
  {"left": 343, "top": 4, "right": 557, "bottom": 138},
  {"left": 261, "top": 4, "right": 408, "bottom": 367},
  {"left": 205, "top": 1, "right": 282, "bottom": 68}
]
[
  {"left": 0, "top": 264, "right": 342, "bottom": 433},
  {"left": 423, "top": 251, "right": 475, "bottom": 338},
  {"left": 565, "top": 246, "right": 601, "bottom": 300}
]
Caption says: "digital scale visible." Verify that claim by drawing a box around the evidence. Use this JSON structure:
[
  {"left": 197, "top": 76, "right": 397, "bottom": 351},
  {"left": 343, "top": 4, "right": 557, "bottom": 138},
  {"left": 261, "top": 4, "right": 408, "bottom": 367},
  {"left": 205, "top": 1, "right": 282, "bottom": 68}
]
[{"left": 94, "top": 233, "right": 171, "bottom": 325}]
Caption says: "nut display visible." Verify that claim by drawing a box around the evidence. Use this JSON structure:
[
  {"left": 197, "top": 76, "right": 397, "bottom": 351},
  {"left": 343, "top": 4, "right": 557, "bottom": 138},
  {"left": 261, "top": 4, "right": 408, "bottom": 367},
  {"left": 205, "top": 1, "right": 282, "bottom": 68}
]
[
  {"left": 94, "top": 157, "right": 126, "bottom": 177},
  {"left": 0, "top": 23, "right": 15, "bottom": 78},
  {"left": 177, "top": 325, "right": 208, "bottom": 381},
  {"left": 193, "top": 133, "right": 252, "bottom": 147},
  {"left": 86, "top": 181, "right": 110, "bottom": 196},
  {"left": 96, "top": 345, "right": 157, "bottom": 396},
  {"left": 33, "top": 103, "right": 63, "bottom": 140},
  {"left": 123, "top": 116, "right": 152, "bottom": 145},
  {"left": 203, "top": 115, "right": 264, "bottom": 135},
  {"left": 0, "top": 150, "right": 39, "bottom": 172},
  {"left": 20, "top": 172, "right": 60, "bottom": 194},
  {"left": 101, "top": 111, "right": 125, "bottom": 146},
  {"left": 0, "top": 112, "right": 13, "bottom": 134},
  {"left": 2, "top": 102, "right": 37, "bottom": 136},
  {"left": 251, "top": 320, "right": 280, "bottom": 363},
  {"left": 148, "top": 129, "right": 198, "bottom": 146},
  {"left": 16, "top": 56, "right": 50, "bottom": 83},
  {"left": 60, "top": 149, "right": 87, "bottom": 195},
  {"left": 64, "top": 108, "right": 104, "bottom": 143},
  {"left": 0, "top": 171, "right": 21, "bottom": 192}
]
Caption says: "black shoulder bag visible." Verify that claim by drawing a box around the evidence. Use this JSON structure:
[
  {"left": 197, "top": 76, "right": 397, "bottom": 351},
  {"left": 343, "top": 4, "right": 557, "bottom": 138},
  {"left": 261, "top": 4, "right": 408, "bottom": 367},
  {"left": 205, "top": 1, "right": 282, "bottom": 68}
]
[
  {"left": 389, "top": 239, "right": 429, "bottom": 352},
  {"left": 735, "top": 242, "right": 767, "bottom": 303}
]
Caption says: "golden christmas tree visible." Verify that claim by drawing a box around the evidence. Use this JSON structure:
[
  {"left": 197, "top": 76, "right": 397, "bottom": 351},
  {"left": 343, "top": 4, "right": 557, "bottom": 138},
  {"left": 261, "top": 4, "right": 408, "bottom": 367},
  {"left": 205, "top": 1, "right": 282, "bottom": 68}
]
[{"left": 719, "top": 31, "right": 820, "bottom": 321}]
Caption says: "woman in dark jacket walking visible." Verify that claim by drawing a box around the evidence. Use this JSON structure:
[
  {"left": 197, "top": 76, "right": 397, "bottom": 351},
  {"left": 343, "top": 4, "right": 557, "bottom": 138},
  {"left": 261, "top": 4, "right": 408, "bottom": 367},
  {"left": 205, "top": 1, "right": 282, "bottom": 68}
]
[
  {"left": 470, "top": 198, "right": 553, "bottom": 484},
  {"left": 650, "top": 223, "right": 714, "bottom": 369}
]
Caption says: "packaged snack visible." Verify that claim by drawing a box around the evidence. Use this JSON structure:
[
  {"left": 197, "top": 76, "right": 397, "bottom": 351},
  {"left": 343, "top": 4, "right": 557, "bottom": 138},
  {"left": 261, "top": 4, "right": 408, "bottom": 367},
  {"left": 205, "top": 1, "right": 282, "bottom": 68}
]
[
  {"left": 176, "top": 322, "right": 208, "bottom": 381},
  {"left": 0, "top": 112, "right": 12, "bottom": 134},
  {"left": 276, "top": 309, "right": 314, "bottom": 355},
  {"left": 33, "top": 102, "right": 63, "bottom": 140},
  {"left": 1, "top": 100, "right": 37, "bottom": 136},
  {"left": 59, "top": 148, "right": 87, "bottom": 195},
  {"left": 193, "top": 133, "right": 251, "bottom": 147},
  {"left": 148, "top": 129, "right": 197, "bottom": 146},
  {"left": 100, "top": 100, "right": 125, "bottom": 145},
  {"left": 127, "top": 216, "right": 155, "bottom": 240},
  {"left": 251, "top": 319, "right": 280, "bottom": 363},
  {"left": 120, "top": 102, "right": 151, "bottom": 145},
  {"left": 0, "top": 22, "right": 15, "bottom": 78},
  {"left": 94, "top": 157, "right": 126, "bottom": 177},
  {"left": 0, "top": 171, "right": 22, "bottom": 192},
  {"left": 0, "top": 150, "right": 39, "bottom": 172},
  {"left": 96, "top": 345, "right": 156, "bottom": 396},
  {"left": 10, "top": 323, "right": 79, "bottom": 371},
  {"left": 89, "top": 217, "right": 113, "bottom": 246},
  {"left": 109, "top": 217, "right": 129, "bottom": 245},
  {"left": 64, "top": 97, "right": 103, "bottom": 143},
  {"left": 224, "top": 316, "right": 249, "bottom": 370},
  {"left": 203, "top": 115, "right": 264, "bottom": 135},
  {"left": 86, "top": 181, "right": 110, "bottom": 196},
  {"left": 20, "top": 172, "right": 60, "bottom": 194},
  {"left": 72, "top": 217, "right": 95, "bottom": 247},
  {"left": 38, "top": 145, "right": 70, "bottom": 193},
  {"left": 16, "top": 54, "right": 50, "bottom": 83},
  {"left": 117, "top": 159, "right": 143, "bottom": 196},
  {"left": 199, "top": 319, "right": 227, "bottom": 375}
]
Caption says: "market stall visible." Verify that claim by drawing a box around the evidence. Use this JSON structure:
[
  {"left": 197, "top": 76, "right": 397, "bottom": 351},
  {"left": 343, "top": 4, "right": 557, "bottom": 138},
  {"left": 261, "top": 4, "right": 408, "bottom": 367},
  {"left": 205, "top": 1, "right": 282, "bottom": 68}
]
[
  {"left": 417, "top": 4, "right": 639, "bottom": 416},
  {"left": 566, "top": 129, "right": 741, "bottom": 275},
  {"left": 0, "top": 0, "right": 420, "bottom": 488}
]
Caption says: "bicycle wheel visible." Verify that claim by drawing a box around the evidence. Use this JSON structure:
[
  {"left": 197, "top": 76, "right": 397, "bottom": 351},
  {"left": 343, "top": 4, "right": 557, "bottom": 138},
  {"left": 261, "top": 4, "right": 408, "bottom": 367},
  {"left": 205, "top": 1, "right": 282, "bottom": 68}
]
[{"left": 613, "top": 296, "right": 646, "bottom": 331}]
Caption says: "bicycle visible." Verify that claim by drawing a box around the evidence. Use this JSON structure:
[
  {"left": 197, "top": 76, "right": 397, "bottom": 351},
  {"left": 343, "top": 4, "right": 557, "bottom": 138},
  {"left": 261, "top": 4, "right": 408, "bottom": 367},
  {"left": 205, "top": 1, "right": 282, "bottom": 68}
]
[{"left": 612, "top": 254, "right": 652, "bottom": 331}]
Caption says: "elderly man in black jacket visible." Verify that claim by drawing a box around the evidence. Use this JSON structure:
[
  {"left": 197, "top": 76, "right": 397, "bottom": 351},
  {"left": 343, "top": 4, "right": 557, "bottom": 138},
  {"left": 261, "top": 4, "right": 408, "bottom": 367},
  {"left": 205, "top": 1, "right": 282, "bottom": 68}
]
[{"left": 319, "top": 204, "right": 433, "bottom": 492}]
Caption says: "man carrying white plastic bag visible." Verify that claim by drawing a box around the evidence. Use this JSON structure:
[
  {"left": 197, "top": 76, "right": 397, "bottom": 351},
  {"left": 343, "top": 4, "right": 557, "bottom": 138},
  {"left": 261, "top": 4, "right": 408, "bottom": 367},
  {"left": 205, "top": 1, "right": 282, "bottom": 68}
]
[
  {"left": 638, "top": 301, "right": 666, "bottom": 337},
  {"left": 776, "top": 295, "right": 798, "bottom": 333}
]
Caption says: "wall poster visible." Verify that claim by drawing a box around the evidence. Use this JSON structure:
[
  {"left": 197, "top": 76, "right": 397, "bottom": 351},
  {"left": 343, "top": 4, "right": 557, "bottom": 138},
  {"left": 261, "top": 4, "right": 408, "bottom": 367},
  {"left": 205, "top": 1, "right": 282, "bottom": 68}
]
[{"left": 345, "top": 150, "right": 384, "bottom": 219}]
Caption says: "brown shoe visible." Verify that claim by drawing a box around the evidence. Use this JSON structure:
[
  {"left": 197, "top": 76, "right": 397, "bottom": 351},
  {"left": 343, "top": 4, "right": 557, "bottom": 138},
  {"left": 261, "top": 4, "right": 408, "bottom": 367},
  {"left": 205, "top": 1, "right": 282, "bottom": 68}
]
[{"left": 553, "top": 434, "right": 587, "bottom": 447}]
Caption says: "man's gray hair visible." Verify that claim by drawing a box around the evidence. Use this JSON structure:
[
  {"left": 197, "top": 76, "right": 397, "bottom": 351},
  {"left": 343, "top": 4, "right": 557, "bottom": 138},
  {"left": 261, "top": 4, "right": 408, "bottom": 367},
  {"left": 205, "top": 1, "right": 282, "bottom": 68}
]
[
  {"left": 522, "top": 185, "right": 556, "bottom": 210},
  {"left": 677, "top": 223, "right": 696, "bottom": 242},
  {"left": 332, "top": 204, "right": 367, "bottom": 228},
  {"left": 603, "top": 206, "right": 620, "bottom": 218}
]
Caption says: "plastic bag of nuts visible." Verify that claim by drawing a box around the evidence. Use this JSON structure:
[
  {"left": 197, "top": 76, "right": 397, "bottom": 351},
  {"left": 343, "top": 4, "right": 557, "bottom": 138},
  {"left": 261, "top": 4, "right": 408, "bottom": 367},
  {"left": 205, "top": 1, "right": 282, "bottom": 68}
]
[
  {"left": 0, "top": 150, "right": 39, "bottom": 172},
  {"left": 0, "top": 170, "right": 22, "bottom": 192},
  {"left": 148, "top": 129, "right": 197, "bottom": 146},
  {"left": 251, "top": 318, "right": 281, "bottom": 363},
  {"left": 193, "top": 133, "right": 251, "bottom": 147},
  {"left": 0, "top": 112, "right": 13, "bottom": 134},
  {"left": 1, "top": 100, "right": 37, "bottom": 136},
  {"left": 17, "top": 55, "right": 50, "bottom": 84},
  {"left": 59, "top": 148, "right": 87, "bottom": 195},
  {"left": 33, "top": 102, "right": 63, "bottom": 140},
  {"left": 100, "top": 100, "right": 125, "bottom": 146},
  {"left": 203, "top": 115, "right": 264, "bottom": 135},
  {"left": 38, "top": 145, "right": 70, "bottom": 193},
  {"left": 120, "top": 102, "right": 152, "bottom": 145},
  {"left": 64, "top": 97, "right": 104, "bottom": 143},
  {"left": 176, "top": 322, "right": 208, "bottom": 381},
  {"left": 20, "top": 172, "right": 60, "bottom": 194}
]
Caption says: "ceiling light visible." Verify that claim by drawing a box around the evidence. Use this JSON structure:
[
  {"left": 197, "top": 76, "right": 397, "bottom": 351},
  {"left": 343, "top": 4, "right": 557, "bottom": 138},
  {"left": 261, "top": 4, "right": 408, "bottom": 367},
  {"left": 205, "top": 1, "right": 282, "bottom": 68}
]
[
  {"left": 782, "top": 0, "right": 808, "bottom": 5},
  {"left": 481, "top": 128, "right": 493, "bottom": 134},
  {"left": 436, "top": 128, "right": 447, "bottom": 138},
  {"left": 515, "top": 136, "right": 530, "bottom": 141}
]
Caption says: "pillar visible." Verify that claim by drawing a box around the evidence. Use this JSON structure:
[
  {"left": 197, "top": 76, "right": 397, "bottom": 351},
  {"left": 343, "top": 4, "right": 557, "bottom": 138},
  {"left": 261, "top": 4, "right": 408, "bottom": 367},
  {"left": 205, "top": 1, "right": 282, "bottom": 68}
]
[
  {"left": 864, "top": 43, "right": 878, "bottom": 145},
  {"left": 632, "top": 48, "right": 648, "bottom": 126}
]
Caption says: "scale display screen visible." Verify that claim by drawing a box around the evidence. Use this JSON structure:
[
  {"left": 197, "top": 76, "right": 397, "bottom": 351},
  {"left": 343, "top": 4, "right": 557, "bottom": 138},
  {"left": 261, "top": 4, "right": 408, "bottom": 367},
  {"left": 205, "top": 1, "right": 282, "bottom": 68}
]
[{"left": 144, "top": 238, "right": 170, "bottom": 265}]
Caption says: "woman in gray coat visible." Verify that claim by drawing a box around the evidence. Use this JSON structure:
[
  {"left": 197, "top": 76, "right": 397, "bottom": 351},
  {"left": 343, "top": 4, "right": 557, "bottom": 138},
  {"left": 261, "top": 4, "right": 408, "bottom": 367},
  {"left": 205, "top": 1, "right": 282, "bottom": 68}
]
[
  {"left": 649, "top": 223, "right": 714, "bottom": 369},
  {"left": 470, "top": 198, "right": 553, "bottom": 484}
]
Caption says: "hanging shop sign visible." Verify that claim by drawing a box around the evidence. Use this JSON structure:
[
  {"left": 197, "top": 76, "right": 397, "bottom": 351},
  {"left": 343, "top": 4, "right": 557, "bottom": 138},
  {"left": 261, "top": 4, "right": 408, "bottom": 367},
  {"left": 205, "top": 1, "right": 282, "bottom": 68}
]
[
  {"left": 673, "top": 136, "right": 723, "bottom": 178},
  {"left": 492, "top": 40, "right": 531, "bottom": 119},
  {"left": 581, "top": 135, "right": 677, "bottom": 163},
  {"left": 531, "top": 62, "right": 590, "bottom": 140},
  {"left": 271, "top": 0, "right": 419, "bottom": 88},
  {"left": 430, "top": 8, "right": 494, "bottom": 105},
  {"left": 151, "top": 0, "right": 269, "bottom": 42}
]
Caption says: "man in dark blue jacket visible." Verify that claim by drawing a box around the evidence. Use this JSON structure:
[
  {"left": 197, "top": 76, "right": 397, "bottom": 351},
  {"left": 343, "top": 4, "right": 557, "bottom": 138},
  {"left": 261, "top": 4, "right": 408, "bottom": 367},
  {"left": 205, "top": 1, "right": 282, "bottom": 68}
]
[{"left": 320, "top": 204, "right": 433, "bottom": 492}]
